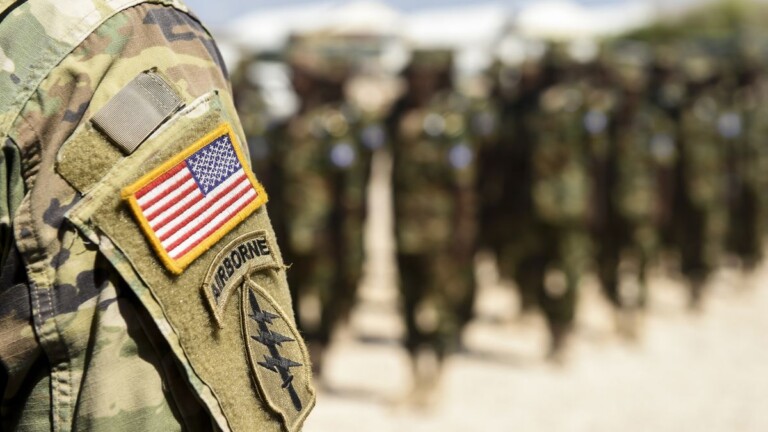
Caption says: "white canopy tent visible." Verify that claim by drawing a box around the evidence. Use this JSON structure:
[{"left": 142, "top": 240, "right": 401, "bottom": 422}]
[
  {"left": 226, "top": 0, "right": 402, "bottom": 53},
  {"left": 515, "top": 0, "right": 655, "bottom": 40},
  {"left": 402, "top": 4, "right": 509, "bottom": 76}
]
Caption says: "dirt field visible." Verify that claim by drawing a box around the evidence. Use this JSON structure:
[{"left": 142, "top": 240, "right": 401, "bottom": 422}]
[{"left": 302, "top": 153, "right": 768, "bottom": 432}]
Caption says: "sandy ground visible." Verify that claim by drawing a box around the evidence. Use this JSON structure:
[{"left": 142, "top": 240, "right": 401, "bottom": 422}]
[{"left": 302, "top": 153, "right": 768, "bottom": 432}]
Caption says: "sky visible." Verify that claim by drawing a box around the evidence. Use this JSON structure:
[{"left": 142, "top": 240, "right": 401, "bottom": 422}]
[{"left": 184, "top": 0, "right": 630, "bottom": 29}]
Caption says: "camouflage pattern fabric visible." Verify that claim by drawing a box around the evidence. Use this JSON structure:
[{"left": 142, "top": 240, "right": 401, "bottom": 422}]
[
  {"left": 0, "top": 1, "right": 314, "bottom": 431},
  {"left": 389, "top": 89, "right": 478, "bottom": 358},
  {"left": 478, "top": 60, "right": 545, "bottom": 313},
  {"left": 607, "top": 101, "right": 675, "bottom": 310},
  {"left": 724, "top": 71, "right": 766, "bottom": 270},
  {"left": 524, "top": 76, "right": 592, "bottom": 350},
  {"left": 277, "top": 101, "right": 372, "bottom": 349},
  {"left": 589, "top": 54, "right": 671, "bottom": 312},
  {"left": 673, "top": 80, "right": 729, "bottom": 299}
]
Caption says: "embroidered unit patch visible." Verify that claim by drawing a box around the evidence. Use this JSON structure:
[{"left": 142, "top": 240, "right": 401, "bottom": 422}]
[
  {"left": 243, "top": 282, "right": 315, "bottom": 431},
  {"left": 122, "top": 123, "right": 267, "bottom": 274},
  {"left": 202, "top": 231, "right": 281, "bottom": 327}
]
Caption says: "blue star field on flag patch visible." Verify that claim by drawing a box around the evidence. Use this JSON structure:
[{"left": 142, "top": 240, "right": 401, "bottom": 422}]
[{"left": 186, "top": 134, "right": 241, "bottom": 195}]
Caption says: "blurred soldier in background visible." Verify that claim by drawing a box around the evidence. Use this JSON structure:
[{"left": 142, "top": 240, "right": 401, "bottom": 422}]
[
  {"left": 222, "top": 0, "right": 768, "bottom": 395},
  {"left": 387, "top": 49, "right": 478, "bottom": 403},
  {"left": 518, "top": 45, "right": 593, "bottom": 360},
  {"left": 275, "top": 34, "right": 373, "bottom": 375},
  {"left": 648, "top": 44, "right": 687, "bottom": 258},
  {"left": 479, "top": 42, "right": 548, "bottom": 316},
  {"left": 591, "top": 43, "right": 671, "bottom": 338},
  {"left": 673, "top": 46, "right": 729, "bottom": 309},
  {"left": 723, "top": 45, "right": 767, "bottom": 273}
]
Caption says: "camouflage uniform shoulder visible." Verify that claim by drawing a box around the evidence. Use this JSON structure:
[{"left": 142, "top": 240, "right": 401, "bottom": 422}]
[{"left": 1, "top": 2, "right": 314, "bottom": 431}]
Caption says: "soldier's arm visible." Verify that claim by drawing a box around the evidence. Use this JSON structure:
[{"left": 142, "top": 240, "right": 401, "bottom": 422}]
[{"left": 2, "top": 2, "right": 314, "bottom": 431}]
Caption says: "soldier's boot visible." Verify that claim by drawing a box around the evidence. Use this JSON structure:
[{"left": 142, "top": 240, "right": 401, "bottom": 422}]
[
  {"left": 602, "top": 278, "right": 622, "bottom": 310},
  {"left": 742, "top": 257, "right": 760, "bottom": 277},
  {"left": 614, "top": 266, "right": 646, "bottom": 342},
  {"left": 518, "top": 281, "right": 540, "bottom": 318},
  {"left": 403, "top": 346, "right": 444, "bottom": 410},
  {"left": 598, "top": 253, "right": 621, "bottom": 310},
  {"left": 546, "top": 322, "right": 573, "bottom": 365},
  {"left": 540, "top": 267, "right": 577, "bottom": 364},
  {"left": 636, "top": 260, "right": 650, "bottom": 310},
  {"left": 614, "top": 308, "right": 643, "bottom": 342},
  {"left": 688, "top": 274, "right": 708, "bottom": 312},
  {"left": 514, "top": 257, "right": 545, "bottom": 320}
]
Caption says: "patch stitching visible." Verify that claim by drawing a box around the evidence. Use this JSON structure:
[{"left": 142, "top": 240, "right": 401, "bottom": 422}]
[
  {"left": 202, "top": 231, "right": 281, "bottom": 328},
  {"left": 242, "top": 281, "right": 315, "bottom": 432},
  {"left": 121, "top": 123, "right": 268, "bottom": 274}
]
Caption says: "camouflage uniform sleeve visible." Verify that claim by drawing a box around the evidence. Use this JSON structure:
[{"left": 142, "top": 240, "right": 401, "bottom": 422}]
[{"left": 2, "top": 3, "right": 313, "bottom": 432}]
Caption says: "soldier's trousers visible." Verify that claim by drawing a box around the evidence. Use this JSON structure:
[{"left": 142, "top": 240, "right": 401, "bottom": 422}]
[
  {"left": 677, "top": 204, "right": 725, "bottom": 290},
  {"left": 514, "top": 227, "right": 588, "bottom": 336},
  {"left": 397, "top": 252, "right": 476, "bottom": 359},
  {"left": 286, "top": 234, "right": 363, "bottom": 347},
  {"left": 727, "top": 185, "right": 764, "bottom": 269},
  {"left": 597, "top": 222, "right": 655, "bottom": 310}
]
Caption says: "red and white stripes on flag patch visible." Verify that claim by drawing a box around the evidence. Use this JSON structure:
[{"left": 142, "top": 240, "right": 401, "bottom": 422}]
[{"left": 122, "top": 123, "right": 267, "bottom": 275}]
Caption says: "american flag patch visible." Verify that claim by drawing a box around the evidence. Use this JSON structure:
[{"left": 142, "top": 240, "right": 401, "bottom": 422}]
[{"left": 122, "top": 123, "right": 267, "bottom": 275}]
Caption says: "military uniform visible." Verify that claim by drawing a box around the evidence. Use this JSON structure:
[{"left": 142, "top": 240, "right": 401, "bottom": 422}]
[
  {"left": 388, "top": 51, "right": 477, "bottom": 376},
  {"left": 480, "top": 58, "right": 546, "bottom": 314},
  {"left": 279, "top": 103, "right": 371, "bottom": 344},
  {"left": 274, "top": 41, "right": 374, "bottom": 372},
  {"left": 0, "top": 1, "right": 314, "bottom": 430},
  {"left": 591, "top": 48, "right": 672, "bottom": 324},
  {"left": 673, "top": 52, "right": 729, "bottom": 306},
  {"left": 650, "top": 46, "right": 688, "bottom": 252},
  {"left": 738, "top": 67, "right": 768, "bottom": 271},
  {"left": 723, "top": 63, "right": 765, "bottom": 271},
  {"left": 523, "top": 52, "right": 592, "bottom": 356}
]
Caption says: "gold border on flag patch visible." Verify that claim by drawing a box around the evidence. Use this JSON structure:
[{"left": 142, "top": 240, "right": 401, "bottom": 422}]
[{"left": 121, "top": 123, "right": 268, "bottom": 275}]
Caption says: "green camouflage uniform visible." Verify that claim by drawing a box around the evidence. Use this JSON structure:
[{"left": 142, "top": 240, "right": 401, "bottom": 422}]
[
  {"left": 583, "top": 65, "right": 625, "bottom": 310},
  {"left": 388, "top": 51, "right": 477, "bottom": 361},
  {"left": 524, "top": 53, "right": 592, "bottom": 354},
  {"left": 650, "top": 46, "right": 688, "bottom": 252},
  {"left": 592, "top": 47, "right": 672, "bottom": 314},
  {"left": 474, "top": 68, "right": 506, "bottom": 261},
  {"left": 0, "top": 1, "right": 314, "bottom": 431},
  {"left": 673, "top": 52, "right": 729, "bottom": 305},
  {"left": 480, "top": 59, "right": 547, "bottom": 313},
  {"left": 723, "top": 60, "right": 766, "bottom": 270},
  {"left": 276, "top": 56, "right": 372, "bottom": 360},
  {"left": 738, "top": 65, "right": 768, "bottom": 270}
]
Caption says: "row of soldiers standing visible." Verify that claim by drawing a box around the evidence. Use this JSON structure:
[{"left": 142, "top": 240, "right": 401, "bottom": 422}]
[
  {"left": 232, "top": 34, "right": 768, "bottom": 401},
  {"left": 483, "top": 39, "right": 768, "bottom": 358}
]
